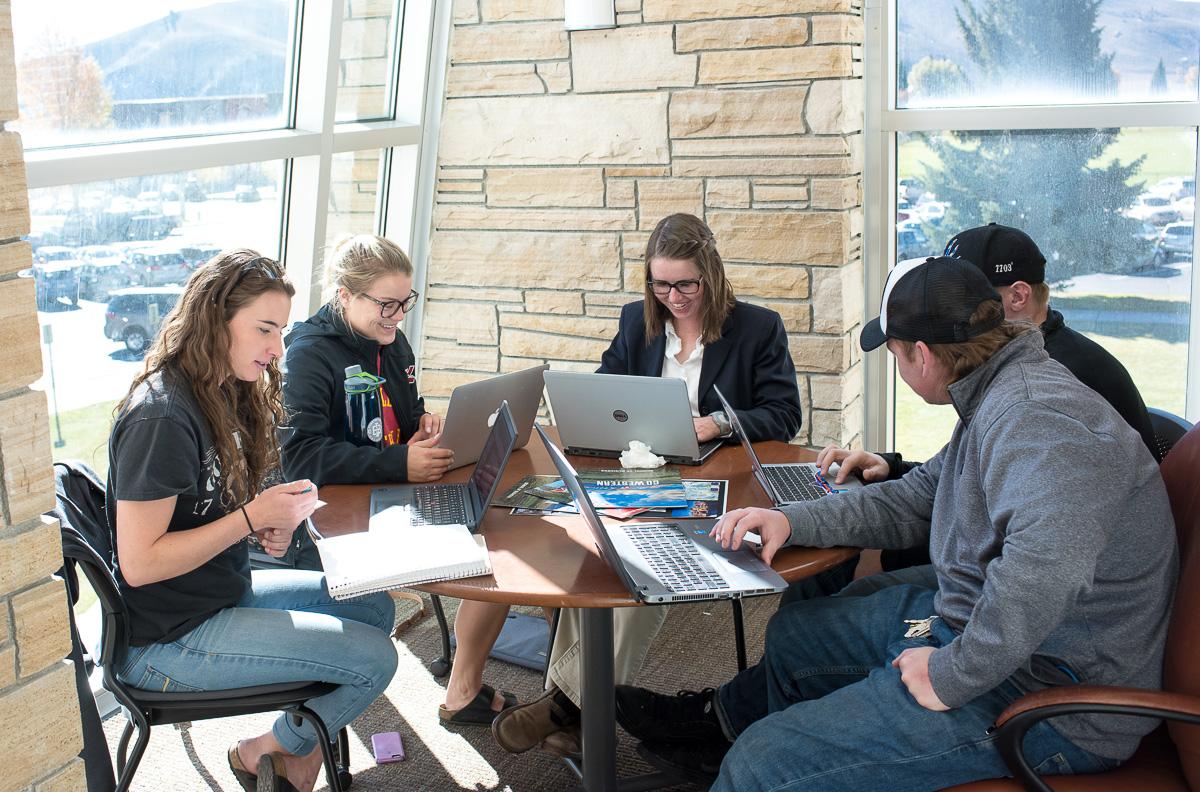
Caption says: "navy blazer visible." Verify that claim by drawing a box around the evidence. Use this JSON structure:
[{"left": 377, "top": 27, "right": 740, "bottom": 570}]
[{"left": 598, "top": 300, "right": 803, "bottom": 442}]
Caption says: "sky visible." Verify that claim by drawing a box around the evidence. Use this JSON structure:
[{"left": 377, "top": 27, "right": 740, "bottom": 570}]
[{"left": 11, "top": 1, "right": 221, "bottom": 58}]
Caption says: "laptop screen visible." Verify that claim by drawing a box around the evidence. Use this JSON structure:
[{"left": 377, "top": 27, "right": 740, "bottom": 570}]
[
  {"left": 712, "top": 385, "right": 777, "bottom": 501},
  {"left": 468, "top": 401, "right": 518, "bottom": 508},
  {"left": 534, "top": 424, "right": 639, "bottom": 596}
]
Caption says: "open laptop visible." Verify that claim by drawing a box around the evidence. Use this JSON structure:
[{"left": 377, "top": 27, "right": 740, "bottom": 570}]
[
  {"left": 535, "top": 424, "right": 785, "bottom": 604},
  {"left": 543, "top": 371, "right": 721, "bottom": 465},
  {"left": 369, "top": 401, "right": 517, "bottom": 532},
  {"left": 439, "top": 364, "right": 548, "bottom": 470},
  {"left": 713, "top": 385, "right": 863, "bottom": 506}
]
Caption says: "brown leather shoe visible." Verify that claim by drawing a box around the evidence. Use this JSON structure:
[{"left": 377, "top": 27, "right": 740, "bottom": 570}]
[
  {"left": 540, "top": 724, "right": 581, "bottom": 760},
  {"left": 491, "top": 685, "right": 580, "bottom": 754}
]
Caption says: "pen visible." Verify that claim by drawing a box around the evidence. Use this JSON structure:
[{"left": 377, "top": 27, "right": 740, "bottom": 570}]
[{"left": 297, "top": 485, "right": 314, "bottom": 494}]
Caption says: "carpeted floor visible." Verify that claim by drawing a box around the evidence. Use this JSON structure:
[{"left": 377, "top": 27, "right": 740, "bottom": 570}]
[{"left": 101, "top": 592, "right": 780, "bottom": 791}]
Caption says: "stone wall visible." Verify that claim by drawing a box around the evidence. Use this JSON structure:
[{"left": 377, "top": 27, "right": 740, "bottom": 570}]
[
  {"left": 423, "top": 0, "right": 865, "bottom": 447},
  {"left": 0, "top": 1, "right": 87, "bottom": 789}
]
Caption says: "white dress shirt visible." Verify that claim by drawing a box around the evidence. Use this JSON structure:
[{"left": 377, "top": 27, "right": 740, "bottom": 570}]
[{"left": 662, "top": 321, "right": 704, "bottom": 417}]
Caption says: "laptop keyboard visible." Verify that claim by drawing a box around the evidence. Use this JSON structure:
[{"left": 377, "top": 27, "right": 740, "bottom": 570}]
[
  {"left": 765, "top": 465, "right": 828, "bottom": 502},
  {"left": 625, "top": 524, "right": 729, "bottom": 593},
  {"left": 407, "top": 486, "right": 469, "bottom": 525}
]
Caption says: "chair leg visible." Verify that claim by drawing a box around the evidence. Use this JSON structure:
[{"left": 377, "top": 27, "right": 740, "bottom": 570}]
[
  {"left": 292, "top": 706, "right": 346, "bottom": 792},
  {"left": 114, "top": 716, "right": 151, "bottom": 792},
  {"left": 731, "top": 599, "right": 748, "bottom": 672},
  {"left": 429, "top": 594, "right": 453, "bottom": 678}
]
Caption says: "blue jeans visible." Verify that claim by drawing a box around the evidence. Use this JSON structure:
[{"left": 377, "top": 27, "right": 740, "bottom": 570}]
[
  {"left": 117, "top": 570, "right": 397, "bottom": 756},
  {"left": 712, "top": 585, "right": 1116, "bottom": 792}
]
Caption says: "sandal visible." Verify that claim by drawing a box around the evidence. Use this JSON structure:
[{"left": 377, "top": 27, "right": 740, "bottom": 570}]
[
  {"left": 255, "top": 752, "right": 300, "bottom": 792},
  {"left": 227, "top": 743, "right": 257, "bottom": 792},
  {"left": 438, "top": 683, "right": 518, "bottom": 725}
]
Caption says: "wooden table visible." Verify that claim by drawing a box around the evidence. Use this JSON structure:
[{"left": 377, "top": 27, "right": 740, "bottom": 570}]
[{"left": 313, "top": 429, "right": 857, "bottom": 792}]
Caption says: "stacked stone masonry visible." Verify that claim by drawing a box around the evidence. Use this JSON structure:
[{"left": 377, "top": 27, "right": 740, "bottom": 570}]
[
  {"left": 425, "top": 0, "right": 864, "bottom": 448},
  {"left": 0, "top": 1, "right": 86, "bottom": 789}
]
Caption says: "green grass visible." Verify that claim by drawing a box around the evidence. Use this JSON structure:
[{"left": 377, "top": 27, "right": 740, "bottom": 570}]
[
  {"left": 898, "top": 127, "right": 1196, "bottom": 191},
  {"left": 50, "top": 400, "right": 117, "bottom": 479},
  {"left": 896, "top": 332, "right": 1187, "bottom": 462}
]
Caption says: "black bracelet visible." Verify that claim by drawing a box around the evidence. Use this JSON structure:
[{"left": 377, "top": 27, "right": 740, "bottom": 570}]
[{"left": 240, "top": 505, "right": 254, "bottom": 537}]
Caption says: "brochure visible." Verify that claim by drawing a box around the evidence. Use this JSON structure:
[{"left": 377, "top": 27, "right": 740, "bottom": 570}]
[
  {"left": 639, "top": 479, "right": 728, "bottom": 519},
  {"left": 531, "top": 467, "right": 689, "bottom": 510}
]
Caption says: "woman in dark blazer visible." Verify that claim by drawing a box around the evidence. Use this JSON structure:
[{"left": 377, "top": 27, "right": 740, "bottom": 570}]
[
  {"left": 495, "top": 214, "right": 804, "bottom": 758},
  {"left": 599, "top": 213, "right": 803, "bottom": 443}
]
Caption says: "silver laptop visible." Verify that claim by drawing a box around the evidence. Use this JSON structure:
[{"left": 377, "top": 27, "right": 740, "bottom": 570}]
[
  {"left": 543, "top": 371, "right": 721, "bottom": 465},
  {"left": 439, "top": 364, "right": 548, "bottom": 470},
  {"left": 535, "top": 424, "right": 786, "bottom": 604},
  {"left": 369, "top": 401, "right": 517, "bottom": 532},
  {"left": 713, "top": 385, "right": 863, "bottom": 506}
]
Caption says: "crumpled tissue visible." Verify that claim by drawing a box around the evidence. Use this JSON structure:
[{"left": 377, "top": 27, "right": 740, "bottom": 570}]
[{"left": 620, "top": 440, "right": 665, "bottom": 469}]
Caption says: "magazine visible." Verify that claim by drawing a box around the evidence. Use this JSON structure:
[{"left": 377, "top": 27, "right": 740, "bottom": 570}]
[
  {"left": 639, "top": 479, "right": 728, "bottom": 519},
  {"left": 531, "top": 467, "right": 689, "bottom": 510},
  {"left": 494, "top": 474, "right": 562, "bottom": 510},
  {"left": 510, "top": 503, "right": 649, "bottom": 520}
]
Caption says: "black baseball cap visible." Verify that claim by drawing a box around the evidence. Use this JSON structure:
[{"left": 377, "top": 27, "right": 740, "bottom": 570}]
[
  {"left": 943, "top": 223, "right": 1046, "bottom": 286},
  {"left": 860, "top": 256, "right": 1003, "bottom": 352}
]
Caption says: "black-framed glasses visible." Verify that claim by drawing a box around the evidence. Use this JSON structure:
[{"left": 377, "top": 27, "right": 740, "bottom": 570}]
[
  {"left": 647, "top": 278, "right": 701, "bottom": 296},
  {"left": 360, "top": 290, "right": 420, "bottom": 318}
]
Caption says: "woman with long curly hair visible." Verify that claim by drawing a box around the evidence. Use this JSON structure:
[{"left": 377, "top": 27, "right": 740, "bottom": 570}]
[{"left": 107, "top": 250, "right": 397, "bottom": 792}]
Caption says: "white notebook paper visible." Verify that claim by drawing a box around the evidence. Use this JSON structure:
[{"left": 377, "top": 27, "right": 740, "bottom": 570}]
[{"left": 315, "top": 506, "right": 492, "bottom": 600}]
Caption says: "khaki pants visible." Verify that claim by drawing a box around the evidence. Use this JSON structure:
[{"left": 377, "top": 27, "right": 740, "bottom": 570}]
[{"left": 546, "top": 605, "right": 669, "bottom": 707}]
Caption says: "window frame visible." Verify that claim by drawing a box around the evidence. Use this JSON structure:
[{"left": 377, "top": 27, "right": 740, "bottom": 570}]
[
  {"left": 863, "top": 0, "right": 1200, "bottom": 451},
  {"left": 21, "top": 0, "right": 451, "bottom": 346}
]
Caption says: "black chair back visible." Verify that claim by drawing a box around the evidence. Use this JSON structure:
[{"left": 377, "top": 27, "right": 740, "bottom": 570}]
[
  {"left": 60, "top": 525, "right": 133, "bottom": 683},
  {"left": 1149, "top": 408, "right": 1194, "bottom": 462}
]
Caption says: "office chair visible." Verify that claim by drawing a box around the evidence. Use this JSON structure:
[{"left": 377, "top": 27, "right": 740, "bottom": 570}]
[
  {"left": 55, "top": 482, "right": 354, "bottom": 792},
  {"left": 1148, "top": 407, "right": 1193, "bottom": 462},
  {"left": 946, "top": 421, "right": 1200, "bottom": 791}
]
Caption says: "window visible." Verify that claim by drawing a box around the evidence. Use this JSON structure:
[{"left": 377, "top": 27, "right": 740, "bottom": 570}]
[
  {"left": 18, "top": 1, "right": 445, "bottom": 503},
  {"left": 865, "top": 1, "right": 1200, "bottom": 459}
]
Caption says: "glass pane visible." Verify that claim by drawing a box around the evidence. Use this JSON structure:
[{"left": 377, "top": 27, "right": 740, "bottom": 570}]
[
  {"left": 11, "top": 1, "right": 296, "bottom": 148},
  {"left": 894, "top": 127, "right": 1195, "bottom": 460},
  {"left": 896, "top": 0, "right": 1200, "bottom": 108},
  {"left": 336, "top": 1, "right": 399, "bottom": 122},
  {"left": 325, "top": 149, "right": 383, "bottom": 250},
  {"left": 24, "top": 162, "right": 286, "bottom": 479}
]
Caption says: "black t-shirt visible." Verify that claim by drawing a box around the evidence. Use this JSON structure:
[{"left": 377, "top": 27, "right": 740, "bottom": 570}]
[{"left": 106, "top": 369, "right": 251, "bottom": 646}]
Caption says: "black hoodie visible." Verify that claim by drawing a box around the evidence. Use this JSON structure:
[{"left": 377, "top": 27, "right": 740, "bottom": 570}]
[{"left": 281, "top": 304, "right": 426, "bottom": 484}]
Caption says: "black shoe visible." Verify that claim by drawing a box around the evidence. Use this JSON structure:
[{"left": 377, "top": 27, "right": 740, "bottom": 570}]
[
  {"left": 637, "top": 739, "right": 727, "bottom": 787},
  {"left": 615, "top": 685, "right": 726, "bottom": 746}
]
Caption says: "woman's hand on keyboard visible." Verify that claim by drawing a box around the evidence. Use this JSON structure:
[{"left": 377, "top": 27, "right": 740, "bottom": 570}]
[
  {"left": 407, "top": 437, "right": 453, "bottom": 482},
  {"left": 816, "top": 445, "right": 890, "bottom": 483},
  {"left": 710, "top": 507, "right": 790, "bottom": 565}
]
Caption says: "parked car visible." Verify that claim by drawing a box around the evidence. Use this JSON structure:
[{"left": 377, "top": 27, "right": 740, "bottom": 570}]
[
  {"left": 77, "top": 259, "right": 131, "bottom": 302},
  {"left": 233, "top": 185, "right": 261, "bottom": 203},
  {"left": 34, "top": 245, "right": 79, "bottom": 264},
  {"left": 126, "top": 245, "right": 191, "bottom": 286},
  {"left": 183, "top": 177, "right": 207, "bottom": 202},
  {"left": 104, "top": 286, "right": 185, "bottom": 354},
  {"left": 1175, "top": 196, "right": 1194, "bottom": 222},
  {"left": 1157, "top": 221, "right": 1194, "bottom": 261},
  {"left": 27, "top": 260, "right": 81, "bottom": 309},
  {"left": 1128, "top": 193, "right": 1181, "bottom": 226},
  {"left": 178, "top": 244, "right": 223, "bottom": 270},
  {"left": 898, "top": 178, "right": 926, "bottom": 204},
  {"left": 897, "top": 225, "right": 934, "bottom": 260}
]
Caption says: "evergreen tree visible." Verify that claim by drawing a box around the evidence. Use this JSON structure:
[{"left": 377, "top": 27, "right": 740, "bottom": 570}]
[
  {"left": 921, "top": 0, "right": 1147, "bottom": 278},
  {"left": 1150, "top": 58, "right": 1168, "bottom": 95}
]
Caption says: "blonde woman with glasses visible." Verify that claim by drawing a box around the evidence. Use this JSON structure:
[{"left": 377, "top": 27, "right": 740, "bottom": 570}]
[{"left": 282, "top": 234, "right": 519, "bottom": 728}]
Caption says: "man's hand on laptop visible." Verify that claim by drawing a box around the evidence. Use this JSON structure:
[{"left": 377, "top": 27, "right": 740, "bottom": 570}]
[
  {"left": 694, "top": 416, "right": 722, "bottom": 443},
  {"left": 409, "top": 412, "right": 444, "bottom": 442},
  {"left": 710, "top": 507, "right": 790, "bottom": 564},
  {"left": 407, "top": 438, "right": 453, "bottom": 482},
  {"left": 816, "top": 444, "right": 891, "bottom": 483}
]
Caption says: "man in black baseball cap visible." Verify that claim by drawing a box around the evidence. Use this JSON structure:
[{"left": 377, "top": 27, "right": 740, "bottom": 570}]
[{"left": 611, "top": 252, "right": 1174, "bottom": 791}]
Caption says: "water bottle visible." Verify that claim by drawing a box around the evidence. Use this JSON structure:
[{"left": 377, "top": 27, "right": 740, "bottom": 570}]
[{"left": 343, "top": 365, "right": 387, "bottom": 447}]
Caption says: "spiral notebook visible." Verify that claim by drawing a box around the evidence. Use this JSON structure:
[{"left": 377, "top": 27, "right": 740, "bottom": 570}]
[{"left": 313, "top": 506, "right": 492, "bottom": 600}]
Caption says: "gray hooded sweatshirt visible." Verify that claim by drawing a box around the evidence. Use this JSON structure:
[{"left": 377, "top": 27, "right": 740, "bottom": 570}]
[{"left": 782, "top": 330, "right": 1177, "bottom": 760}]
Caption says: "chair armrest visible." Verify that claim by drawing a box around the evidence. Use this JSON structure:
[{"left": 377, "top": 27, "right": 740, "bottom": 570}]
[
  {"left": 991, "top": 685, "right": 1200, "bottom": 792},
  {"left": 995, "top": 685, "right": 1200, "bottom": 729}
]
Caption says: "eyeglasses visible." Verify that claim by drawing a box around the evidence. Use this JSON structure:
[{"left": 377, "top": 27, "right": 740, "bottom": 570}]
[
  {"left": 647, "top": 278, "right": 702, "bottom": 296},
  {"left": 359, "top": 290, "right": 420, "bottom": 319}
]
